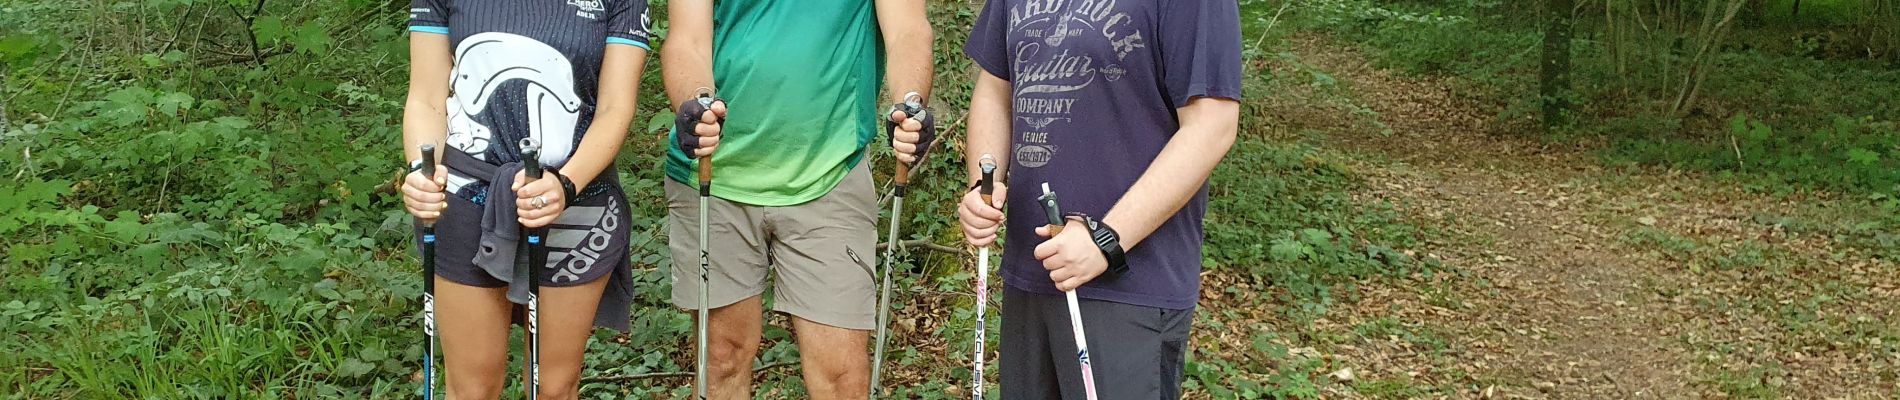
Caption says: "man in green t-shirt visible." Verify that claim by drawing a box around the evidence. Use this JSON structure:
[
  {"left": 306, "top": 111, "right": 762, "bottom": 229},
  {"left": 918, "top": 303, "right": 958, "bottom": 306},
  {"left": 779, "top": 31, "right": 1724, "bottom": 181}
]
[{"left": 661, "top": 0, "right": 935, "bottom": 398}]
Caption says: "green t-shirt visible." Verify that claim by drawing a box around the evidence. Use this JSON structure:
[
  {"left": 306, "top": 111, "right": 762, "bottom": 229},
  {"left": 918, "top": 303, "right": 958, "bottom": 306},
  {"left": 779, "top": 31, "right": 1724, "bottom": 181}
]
[{"left": 664, "top": 0, "right": 882, "bottom": 206}]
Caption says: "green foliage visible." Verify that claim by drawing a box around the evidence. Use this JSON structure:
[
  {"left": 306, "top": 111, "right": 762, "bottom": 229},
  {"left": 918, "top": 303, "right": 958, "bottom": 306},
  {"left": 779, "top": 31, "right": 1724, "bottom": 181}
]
[
  {"left": 1706, "top": 363, "right": 1786, "bottom": 399},
  {"left": 1608, "top": 112, "right": 1900, "bottom": 195},
  {"left": 1205, "top": 140, "right": 1436, "bottom": 321},
  {"left": 1757, "top": 0, "right": 1880, "bottom": 26},
  {"left": 1292, "top": 0, "right": 1539, "bottom": 95},
  {"left": 1621, "top": 226, "right": 1701, "bottom": 261},
  {"left": 1183, "top": 332, "right": 1323, "bottom": 399},
  {"left": 1289, "top": 0, "right": 1900, "bottom": 197},
  {"left": 1352, "top": 316, "right": 1448, "bottom": 352},
  {"left": 1, "top": 0, "right": 454, "bottom": 396},
  {"left": 1353, "top": 378, "right": 1431, "bottom": 399},
  {"left": 0, "top": 0, "right": 1434, "bottom": 397}
]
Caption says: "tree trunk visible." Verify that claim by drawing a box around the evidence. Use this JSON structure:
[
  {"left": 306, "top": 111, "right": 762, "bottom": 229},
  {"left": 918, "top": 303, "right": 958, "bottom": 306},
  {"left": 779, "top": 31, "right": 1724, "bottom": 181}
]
[
  {"left": 1, "top": 70, "right": 9, "bottom": 133},
  {"left": 1669, "top": 0, "right": 1747, "bottom": 117},
  {"left": 1541, "top": 0, "right": 1576, "bottom": 131}
]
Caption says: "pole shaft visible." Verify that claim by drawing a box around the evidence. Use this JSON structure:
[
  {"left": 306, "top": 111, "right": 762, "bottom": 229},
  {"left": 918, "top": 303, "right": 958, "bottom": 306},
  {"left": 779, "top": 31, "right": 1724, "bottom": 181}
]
[
  {"left": 696, "top": 154, "right": 712, "bottom": 400},
  {"left": 521, "top": 144, "right": 543, "bottom": 399},
  {"left": 971, "top": 246, "right": 990, "bottom": 400},
  {"left": 870, "top": 193, "right": 905, "bottom": 397},
  {"left": 418, "top": 144, "right": 438, "bottom": 400}
]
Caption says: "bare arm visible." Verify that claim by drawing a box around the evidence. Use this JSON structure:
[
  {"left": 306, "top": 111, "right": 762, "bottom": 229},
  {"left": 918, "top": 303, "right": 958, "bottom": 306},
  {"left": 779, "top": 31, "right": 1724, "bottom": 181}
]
[
  {"left": 560, "top": 44, "right": 648, "bottom": 187},
  {"left": 956, "top": 69, "right": 1015, "bottom": 247},
  {"left": 964, "top": 70, "right": 1012, "bottom": 185},
  {"left": 661, "top": 0, "right": 716, "bottom": 106},
  {"left": 1030, "top": 97, "right": 1237, "bottom": 290},
  {"left": 875, "top": 0, "right": 933, "bottom": 103},
  {"left": 402, "top": 33, "right": 453, "bottom": 162},
  {"left": 515, "top": 44, "right": 649, "bottom": 227},
  {"left": 400, "top": 32, "right": 453, "bottom": 221},
  {"left": 1099, "top": 97, "right": 1240, "bottom": 250}
]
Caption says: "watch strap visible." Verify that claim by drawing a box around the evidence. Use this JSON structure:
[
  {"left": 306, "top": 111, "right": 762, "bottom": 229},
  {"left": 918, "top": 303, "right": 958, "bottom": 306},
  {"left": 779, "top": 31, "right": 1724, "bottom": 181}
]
[{"left": 1063, "top": 212, "right": 1128, "bottom": 278}]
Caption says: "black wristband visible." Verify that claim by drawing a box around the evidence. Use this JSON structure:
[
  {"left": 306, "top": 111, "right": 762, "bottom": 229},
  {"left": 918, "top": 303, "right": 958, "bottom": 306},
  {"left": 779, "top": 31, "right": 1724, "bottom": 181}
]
[
  {"left": 1064, "top": 212, "right": 1128, "bottom": 279},
  {"left": 549, "top": 168, "right": 578, "bottom": 205}
]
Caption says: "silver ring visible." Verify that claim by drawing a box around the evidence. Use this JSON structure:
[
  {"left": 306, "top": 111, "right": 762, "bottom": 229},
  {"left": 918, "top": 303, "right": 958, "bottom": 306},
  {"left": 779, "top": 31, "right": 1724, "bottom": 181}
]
[{"left": 531, "top": 195, "right": 548, "bottom": 209}]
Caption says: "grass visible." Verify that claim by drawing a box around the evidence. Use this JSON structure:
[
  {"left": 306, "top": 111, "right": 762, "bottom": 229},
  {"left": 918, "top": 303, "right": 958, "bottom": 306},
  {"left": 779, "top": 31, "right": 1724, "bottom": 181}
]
[
  {"left": 1353, "top": 377, "right": 1432, "bottom": 399},
  {"left": 1619, "top": 226, "right": 1702, "bottom": 263},
  {"left": 1614, "top": 215, "right": 1900, "bottom": 395},
  {"left": 1269, "top": 2, "right": 1900, "bottom": 394},
  {"left": 1288, "top": 0, "right": 1900, "bottom": 197},
  {"left": 1706, "top": 364, "right": 1786, "bottom": 399},
  {"left": 1351, "top": 316, "right": 1450, "bottom": 353},
  {"left": 0, "top": 0, "right": 1460, "bottom": 398}
]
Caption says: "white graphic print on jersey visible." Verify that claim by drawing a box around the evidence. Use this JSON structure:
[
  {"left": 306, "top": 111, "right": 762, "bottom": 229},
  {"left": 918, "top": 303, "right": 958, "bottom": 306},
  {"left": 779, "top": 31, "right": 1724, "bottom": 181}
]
[{"left": 443, "top": 32, "right": 583, "bottom": 194}]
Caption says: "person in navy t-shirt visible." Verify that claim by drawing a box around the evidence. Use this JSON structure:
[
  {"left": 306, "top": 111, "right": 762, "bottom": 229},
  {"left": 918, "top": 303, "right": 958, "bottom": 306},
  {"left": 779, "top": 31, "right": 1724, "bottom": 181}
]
[
  {"left": 398, "top": 0, "right": 652, "bottom": 398},
  {"left": 957, "top": 0, "right": 1242, "bottom": 398}
]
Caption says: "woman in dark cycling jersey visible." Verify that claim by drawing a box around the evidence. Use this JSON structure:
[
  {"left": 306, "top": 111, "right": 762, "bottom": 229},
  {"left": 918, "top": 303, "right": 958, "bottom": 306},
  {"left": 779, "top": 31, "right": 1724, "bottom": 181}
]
[{"left": 398, "top": 0, "right": 652, "bottom": 397}]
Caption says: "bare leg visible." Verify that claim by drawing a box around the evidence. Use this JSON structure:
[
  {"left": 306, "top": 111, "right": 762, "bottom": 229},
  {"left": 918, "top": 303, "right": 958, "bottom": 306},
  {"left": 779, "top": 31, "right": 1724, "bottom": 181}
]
[
  {"left": 701, "top": 295, "right": 765, "bottom": 400},
  {"left": 514, "top": 277, "right": 610, "bottom": 400},
  {"left": 437, "top": 279, "right": 512, "bottom": 400},
  {"left": 793, "top": 317, "right": 869, "bottom": 400}
]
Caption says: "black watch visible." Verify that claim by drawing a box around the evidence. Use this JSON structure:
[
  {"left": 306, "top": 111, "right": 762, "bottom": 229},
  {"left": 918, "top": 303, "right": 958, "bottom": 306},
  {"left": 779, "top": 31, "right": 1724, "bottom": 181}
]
[{"left": 1065, "top": 212, "right": 1128, "bottom": 279}]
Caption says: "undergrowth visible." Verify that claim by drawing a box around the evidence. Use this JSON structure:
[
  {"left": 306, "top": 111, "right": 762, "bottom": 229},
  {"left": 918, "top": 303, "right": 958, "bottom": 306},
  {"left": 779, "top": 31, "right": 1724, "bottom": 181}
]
[{"left": 0, "top": 0, "right": 1435, "bottom": 398}]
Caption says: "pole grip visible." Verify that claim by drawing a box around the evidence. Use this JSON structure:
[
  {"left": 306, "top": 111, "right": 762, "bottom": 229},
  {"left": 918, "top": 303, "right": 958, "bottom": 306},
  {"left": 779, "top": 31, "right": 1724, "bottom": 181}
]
[
  {"left": 895, "top": 161, "right": 911, "bottom": 187},
  {"left": 418, "top": 144, "right": 438, "bottom": 227},
  {"left": 891, "top": 96, "right": 922, "bottom": 188},
  {"left": 1038, "top": 183, "right": 1063, "bottom": 234},
  {"left": 520, "top": 138, "right": 543, "bottom": 182},
  {"left": 419, "top": 144, "right": 437, "bottom": 179},
  {"left": 693, "top": 89, "right": 718, "bottom": 197},
  {"left": 978, "top": 156, "right": 996, "bottom": 205},
  {"left": 698, "top": 156, "right": 713, "bottom": 197}
]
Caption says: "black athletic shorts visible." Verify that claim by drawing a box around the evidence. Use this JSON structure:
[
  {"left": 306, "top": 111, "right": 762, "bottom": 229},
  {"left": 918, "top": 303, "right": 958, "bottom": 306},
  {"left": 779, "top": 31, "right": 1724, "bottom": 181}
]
[
  {"left": 419, "top": 188, "right": 630, "bottom": 288},
  {"left": 1001, "top": 286, "right": 1195, "bottom": 400}
]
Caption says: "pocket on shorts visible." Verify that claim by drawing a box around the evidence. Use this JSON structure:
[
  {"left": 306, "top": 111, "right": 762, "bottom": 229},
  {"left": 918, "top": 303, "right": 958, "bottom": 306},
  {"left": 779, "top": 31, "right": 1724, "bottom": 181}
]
[
  {"left": 1157, "top": 307, "right": 1193, "bottom": 399},
  {"left": 663, "top": 179, "right": 696, "bottom": 211},
  {"left": 846, "top": 162, "right": 878, "bottom": 217}
]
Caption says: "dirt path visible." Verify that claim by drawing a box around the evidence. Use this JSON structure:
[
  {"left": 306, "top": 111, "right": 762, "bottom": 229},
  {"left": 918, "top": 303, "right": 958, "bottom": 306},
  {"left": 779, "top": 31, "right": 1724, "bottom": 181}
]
[{"left": 1262, "top": 35, "right": 1900, "bottom": 399}]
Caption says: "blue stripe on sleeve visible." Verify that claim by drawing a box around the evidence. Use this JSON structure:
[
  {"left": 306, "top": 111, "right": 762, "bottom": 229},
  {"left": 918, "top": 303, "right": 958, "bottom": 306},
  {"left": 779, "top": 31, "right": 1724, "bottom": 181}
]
[
  {"left": 409, "top": 26, "right": 450, "bottom": 35},
  {"left": 606, "top": 37, "right": 652, "bottom": 51}
]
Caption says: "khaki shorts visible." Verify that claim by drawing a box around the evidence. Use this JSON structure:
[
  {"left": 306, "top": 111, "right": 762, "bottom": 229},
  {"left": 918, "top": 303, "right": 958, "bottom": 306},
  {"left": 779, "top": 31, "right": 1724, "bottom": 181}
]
[{"left": 667, "top": 160, "right": 879, "bottom": 330}]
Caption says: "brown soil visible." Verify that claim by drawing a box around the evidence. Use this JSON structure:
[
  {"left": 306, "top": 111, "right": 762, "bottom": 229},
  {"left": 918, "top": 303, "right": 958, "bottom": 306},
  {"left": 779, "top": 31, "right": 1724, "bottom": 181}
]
[{"left": 1250, "top": 34, "right": 1900, "bottom": 399}]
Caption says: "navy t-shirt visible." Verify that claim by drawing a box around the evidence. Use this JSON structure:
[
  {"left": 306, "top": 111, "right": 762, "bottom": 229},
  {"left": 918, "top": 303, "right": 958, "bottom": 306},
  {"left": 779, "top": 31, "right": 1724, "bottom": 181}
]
[
  {"left": 408, "top": 0, "right": 651, "bottom": 197},
  {"left": 965, "top": 0, "right": 1242, "bottom": 310}
]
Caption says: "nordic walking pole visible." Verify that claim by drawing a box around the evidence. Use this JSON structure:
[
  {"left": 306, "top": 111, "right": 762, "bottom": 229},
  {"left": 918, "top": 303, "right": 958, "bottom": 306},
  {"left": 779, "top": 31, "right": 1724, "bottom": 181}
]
[
  {"left": 871, "top": 92, "right": 927, "bottom": 398},
  {"left": 692, "top": 90, "right": 717, "bottom": 400},
  {"left": 418, "top": 144, "right": 439, "bottom": 400},
  {"left": 519, "top": 138, "right": 546, "bottom": 400},
  {"left": 1037, "top": 183, "right": 1098, "bottom": 400},
  {"left": 969, "top": 155, "right": 997, "bottom": 400}
]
